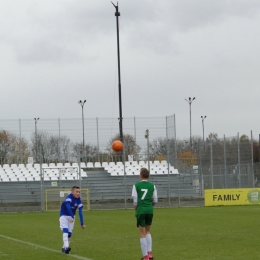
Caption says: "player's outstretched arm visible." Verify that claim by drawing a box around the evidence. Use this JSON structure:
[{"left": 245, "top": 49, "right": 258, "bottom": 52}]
[{"left": 78, "top": 207, "right": 85, "bottom": 229}]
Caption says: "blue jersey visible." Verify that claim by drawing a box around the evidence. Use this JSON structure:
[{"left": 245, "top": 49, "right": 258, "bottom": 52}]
[{"left": 60, "top": 193, "right": 83, "bottom": 218}]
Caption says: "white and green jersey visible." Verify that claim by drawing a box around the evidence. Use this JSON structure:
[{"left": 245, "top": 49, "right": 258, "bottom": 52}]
[{"left": 132, "top": 180, "right": 158, "bottom": 215}]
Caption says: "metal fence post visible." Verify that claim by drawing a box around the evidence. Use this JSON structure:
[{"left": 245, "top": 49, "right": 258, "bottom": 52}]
[
  {"left": 237, "top": 132, "right": 241, "bottom": 188},
  {"left": 123, "top": 147, "right": 126, "bottom": 209},
  {"left": 40, "top": 155, "right": 44, "bottom": 211},
  {"left": 96, "top": 117, "right": 100, "bottom": 162},
  {"left": 134, "top": 117, "right": 138, "bottom": 161},
  {"left": 174, "top": 114, "right": 177, "bottom": 169},
  {"left": 224, "top": 135, "right": 227, "bottom": 188},
  {"left": 77, "top": 148, "right": 82, "bottom": 190},
  {"left": 166, "top": 116, "right": 171, "bottom": 207},
  {"left": 251, "top": 130, "right": 254, "bottom": 188},
  {"left": 198, "top": 140, "right": 204, "bottom": 197},
  {"left": 58, "top": 118, "right": 61, "bottom": 162},
  {"left": 210, "top": 138, "right": 214, "bottom": 189}
]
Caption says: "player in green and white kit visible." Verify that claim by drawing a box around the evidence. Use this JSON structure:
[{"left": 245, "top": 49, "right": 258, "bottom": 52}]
[{"left": 132, "top": 168, "right": 158, "bottom": 260}]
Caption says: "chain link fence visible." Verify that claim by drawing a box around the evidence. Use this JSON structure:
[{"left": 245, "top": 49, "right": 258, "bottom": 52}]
[
  {"left": 0, "top": 117, "right": 170, "bottom": 164},
  {"left": 0, "top": 116, "right": 259, "bottom": 212}
]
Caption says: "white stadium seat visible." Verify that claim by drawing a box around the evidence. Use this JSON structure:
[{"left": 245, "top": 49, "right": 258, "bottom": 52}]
[
  {"left": 125, "top": 161, "right": 131, "bottom": 167},
  {"left": 102, "top": 162, "right": 109, "bottom": 169},
  {"left": 153, "top": 160, "right": 160, "bottom": 165},
  {"left": 80, "top": 162, "right": 86, "bottom": 168},
  {"left": 44, "top": 175, "right": 51, "bottom": 181},
  {"left": 18, "top": 176, "right": 27, "bottom": 181},
  {"left": 26, "top": 164, "right": 34, "bottom": 169},
  {"left": 111, "top": 171, "right": 118, "bottom": 176},
  {"left": 66, "top": 175, "right": 75, "bottom": 180},
  {"left": 50, "top": 176, "right": 58, "bottom": 181},
  {"left": 11, "top": 164, "right": 18, "bottom": 169},
  {"left": 109, "top": 162, "right": 116, "bottom": 167},
  {"left": 161, "top": 160, "right": 167, "bottom": 165},
  {"left": 57, "top": 163, "right": 64, "bottom": 167},
  {"left": 34, "top": 176, "right": 41, "bottom": 181},
  {"left": 26, "top": 176, "right": 34, "bottom": 181},
  {"left": 87, "top": 162, "right": 94, "bottom": 168},
  {"left": 94, "top": 162, "right": 102, "bottom": 168},
  {"left": 81, "top": 170, "right": 87, "bottom": 177}
]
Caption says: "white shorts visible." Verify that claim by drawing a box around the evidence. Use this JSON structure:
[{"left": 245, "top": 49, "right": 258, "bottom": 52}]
[{"left": 59, "top": 215, "right": 75, "bottom": 232}]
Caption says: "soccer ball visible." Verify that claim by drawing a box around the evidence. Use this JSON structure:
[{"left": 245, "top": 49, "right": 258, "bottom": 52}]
[{"left": 112, "top": 140, "right": 124, "bottom": 152}]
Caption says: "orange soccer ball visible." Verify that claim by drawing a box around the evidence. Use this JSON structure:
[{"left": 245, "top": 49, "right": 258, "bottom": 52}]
[{"left": 112, "top": 140, "right": 124, "bottom": 152}]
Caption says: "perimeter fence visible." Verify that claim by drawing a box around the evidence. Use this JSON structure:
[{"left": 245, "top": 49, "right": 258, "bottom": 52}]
[
  {"left": 0, "top": 116, "right": 171, "bottom": 164},
  {"left": 0, "top": 116, "right": 259, "bottom": 193}
]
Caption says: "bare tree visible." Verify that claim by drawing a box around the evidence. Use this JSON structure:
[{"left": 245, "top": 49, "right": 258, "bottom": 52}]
[
  {"left": 0, "top": 130, "right": 13, "bottom": 163},
  {"left": 73, "top": 142, "right": 99, "bottom": 162},
  {"left": 148, "top": 137, "right": 179, "bottom": 162},
  {"left": 31, "top": 131, "right": 72, "bottom": 163},
  {"left": 149, "top": 138, "right": 167, "bottom": 160},
  {"left": 9, "top": 137, "right": 30, "bottom": 164},
  {"left": 0, "top": 130, "right": 30, "bottom": 164}
]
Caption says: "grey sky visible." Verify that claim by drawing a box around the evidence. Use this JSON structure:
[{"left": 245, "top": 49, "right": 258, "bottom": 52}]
[{"left": 1, "top": 0, "right": 260, "bottom": 140}]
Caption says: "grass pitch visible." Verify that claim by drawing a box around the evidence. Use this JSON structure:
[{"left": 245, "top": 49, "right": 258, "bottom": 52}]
[{"left": 0, "top": 206, "right": 259, "bottom": 260}]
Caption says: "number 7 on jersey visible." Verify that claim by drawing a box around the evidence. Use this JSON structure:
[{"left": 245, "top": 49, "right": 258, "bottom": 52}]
[{"left": 141, "top": 189, "right": 148, "bottom": 200}]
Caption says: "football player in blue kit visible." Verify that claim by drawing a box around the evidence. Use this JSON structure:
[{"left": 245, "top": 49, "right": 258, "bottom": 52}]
[{"left": 59, "top": 186, "right": 86, "bottom": 254}]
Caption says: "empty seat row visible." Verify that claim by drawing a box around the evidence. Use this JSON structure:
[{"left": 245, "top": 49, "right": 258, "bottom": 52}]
[
  {"left": 0, "top": 170, "right": 87, "bottom": 182},
  {"left": 0, "top": 163, "right": 81, "bottom": 169},
  {"left": 108, "top": 166, "right": 178, "bottom": 176},
  {"left": 0, "top": 175, "right": 84, "bottom": 182},
  {"left": 0, "top": 160, "right": 169, "bottom": 169}
]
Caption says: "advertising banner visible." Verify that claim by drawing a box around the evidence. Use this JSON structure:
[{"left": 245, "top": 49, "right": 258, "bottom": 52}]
[{"left": 204, "top": 188, "right": 260, "bottom": 206}]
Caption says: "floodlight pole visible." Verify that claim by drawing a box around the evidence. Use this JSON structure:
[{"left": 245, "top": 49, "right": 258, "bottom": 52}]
[
  {"left": 201, "top": 115, "right": 206, "bottom": 144},
  {"left": 111, "top": 1, "right": 123, "bottom": 142},
  {"left": 145, "top": 129, "right": 150, "bottom": 172},
  {"left": 78, "top": 100, "right": 86, "bottom": 158},
  {"left": 185, "top": 97, "right": 195, "bottom": 150},
  {"left": 34, "top": 118, "right": 39, "bottom": 163}
]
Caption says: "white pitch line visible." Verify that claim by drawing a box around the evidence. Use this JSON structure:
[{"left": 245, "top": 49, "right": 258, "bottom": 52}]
[{"left": 0, "top": 234, "right": 93, "bottom": 260}]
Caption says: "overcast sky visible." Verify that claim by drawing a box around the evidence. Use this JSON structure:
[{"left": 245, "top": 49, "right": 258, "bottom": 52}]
[{"left": 1, "top": 0, "right": 260, "bottom": 140}]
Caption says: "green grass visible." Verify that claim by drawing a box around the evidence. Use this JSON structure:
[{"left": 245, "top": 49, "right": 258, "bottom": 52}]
[{"left": 0, "top": 206, "right": 259, "bottom": 260}]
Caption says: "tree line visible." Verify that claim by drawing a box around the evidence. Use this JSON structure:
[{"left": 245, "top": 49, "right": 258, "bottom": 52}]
[{"left": 0, "top": 129, "right": 259, "bottom": 165}]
